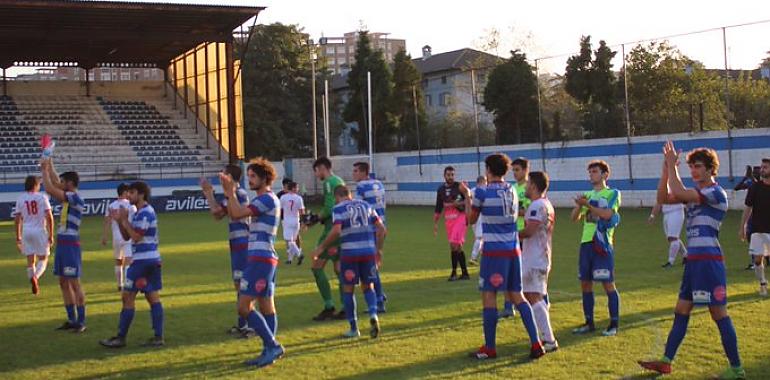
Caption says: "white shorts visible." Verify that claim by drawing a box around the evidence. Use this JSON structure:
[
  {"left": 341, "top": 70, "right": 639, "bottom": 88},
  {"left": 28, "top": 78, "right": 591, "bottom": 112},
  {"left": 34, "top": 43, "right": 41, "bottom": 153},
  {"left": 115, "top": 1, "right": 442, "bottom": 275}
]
[
  {"left": 749, "top": 233, "right": 770, "bottom": 257},
  {"left": 522, "top": 267, "right": 549, "bottom": 294},
  {"left": 282, "top": 223, "right": 299, "bottom": 242},
  {"left": 113, "top": 240, "right": 132, "bottom": 260},
  {"left": 21, "top": 228, "right": 50, "bottom": 256},
  {"left": 663, "top": 209, "right": 684, "bottom": 238}
]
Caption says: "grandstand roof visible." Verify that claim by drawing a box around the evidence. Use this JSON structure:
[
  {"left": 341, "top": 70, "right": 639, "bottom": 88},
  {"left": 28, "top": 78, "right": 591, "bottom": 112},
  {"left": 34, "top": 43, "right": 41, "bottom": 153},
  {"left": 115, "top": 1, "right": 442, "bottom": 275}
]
[{"left": 0, "top": 0, "right": 264, "bottom": 68}]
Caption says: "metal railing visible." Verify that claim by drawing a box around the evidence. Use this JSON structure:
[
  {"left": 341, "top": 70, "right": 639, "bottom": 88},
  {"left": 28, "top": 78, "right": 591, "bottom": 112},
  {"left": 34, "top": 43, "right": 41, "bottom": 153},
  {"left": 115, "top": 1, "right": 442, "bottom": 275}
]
[{"left": 1, "top": 161, "right": 224, "bottom": 184}]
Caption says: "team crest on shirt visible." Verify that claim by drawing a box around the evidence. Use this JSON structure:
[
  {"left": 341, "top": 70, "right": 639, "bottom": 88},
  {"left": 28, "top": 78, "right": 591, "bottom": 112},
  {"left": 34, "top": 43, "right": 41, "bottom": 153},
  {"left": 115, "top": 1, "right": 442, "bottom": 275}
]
[
  {"left": 490, "top": 273, "right": 504, "bottom": 288},
  {"left": 713, "top": 286, "right": 726, "bottom": 302},
  {"left": 255, "top": 279, "right": 267, "bottom": 293},
  {"left": 344, "top": 270, "right": 356, "bottom": 282}
]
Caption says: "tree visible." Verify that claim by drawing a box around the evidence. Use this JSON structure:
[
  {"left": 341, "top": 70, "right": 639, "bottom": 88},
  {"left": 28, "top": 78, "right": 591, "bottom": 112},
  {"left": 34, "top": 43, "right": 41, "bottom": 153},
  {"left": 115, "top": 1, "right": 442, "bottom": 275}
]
[
  {"left": 240, "top": 23, "right": 326, "bottom": 160},
  {"left": 390, "top": 48, "right": 427, "bottom": 150},
  {"left": 343, "top": 31, "right": 397, "bottom": 153},
  {"left": 482, "top": 49, "right": 539, "bottom": 144}
]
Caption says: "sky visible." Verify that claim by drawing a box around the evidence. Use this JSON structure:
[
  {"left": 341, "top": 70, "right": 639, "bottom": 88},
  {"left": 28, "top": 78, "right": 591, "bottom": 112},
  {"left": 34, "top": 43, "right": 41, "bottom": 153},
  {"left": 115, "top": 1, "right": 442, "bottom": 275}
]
[{"left": 7, "top": 0, "right": 770, "bottom": 76}]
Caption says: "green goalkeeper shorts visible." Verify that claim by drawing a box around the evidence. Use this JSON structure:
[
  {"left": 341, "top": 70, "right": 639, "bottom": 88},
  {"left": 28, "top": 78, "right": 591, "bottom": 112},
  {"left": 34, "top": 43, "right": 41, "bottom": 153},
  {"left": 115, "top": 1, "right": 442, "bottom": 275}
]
[{"left": 317, "top": 224, "right": 341, "bottom": 262}]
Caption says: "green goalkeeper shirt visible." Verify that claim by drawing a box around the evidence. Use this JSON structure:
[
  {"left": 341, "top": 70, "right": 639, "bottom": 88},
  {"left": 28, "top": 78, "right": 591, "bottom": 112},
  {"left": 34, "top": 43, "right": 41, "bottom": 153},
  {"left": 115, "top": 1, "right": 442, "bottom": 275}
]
[{"left": 320, "top": 174, "right": 345, "bottom": 224}]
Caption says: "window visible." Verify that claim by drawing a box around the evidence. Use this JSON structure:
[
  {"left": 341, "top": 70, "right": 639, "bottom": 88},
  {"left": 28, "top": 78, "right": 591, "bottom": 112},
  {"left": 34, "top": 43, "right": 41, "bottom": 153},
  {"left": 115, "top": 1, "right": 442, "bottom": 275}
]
[
  {"left": 336, "top": 46, "right": 345, "bottom": 54},
  {"left": 120, "top": 71, "right": 131, "bottom": 81},
  {"left": 441, "top": 76, "right": 447, "bottom": 84},
  {"left": 425, "top": 94, "right": 432, "bottom": 106},
  {"left": 100, "top": 72, "right": 111, "bottom": 81},
  {"left": 326, "top": 47, "right": 335, "bottom": 55},
  {"left": 422, "top": 78, "right": 429, "bottom": 87},
  {"left": 143, "top": 69, "right": 151, "bottom": 78},
  {"left": 439, "top": 92, "right": 451, "bottom": 107},
  {"left": 88, "top": 72, "right": 95, "bottom": 81}
]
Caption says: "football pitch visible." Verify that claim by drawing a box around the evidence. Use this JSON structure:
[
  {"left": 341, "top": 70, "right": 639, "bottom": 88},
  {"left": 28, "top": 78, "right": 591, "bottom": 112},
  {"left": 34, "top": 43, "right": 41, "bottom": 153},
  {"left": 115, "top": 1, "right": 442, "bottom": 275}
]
[{"left": 1, "top": 206, "right": 768, "bottom": 379}]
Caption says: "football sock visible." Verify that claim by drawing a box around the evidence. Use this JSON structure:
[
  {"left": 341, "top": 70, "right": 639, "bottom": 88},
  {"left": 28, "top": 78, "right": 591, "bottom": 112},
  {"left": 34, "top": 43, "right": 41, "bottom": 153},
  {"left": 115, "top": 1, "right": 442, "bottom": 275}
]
[
  {"left": 532, "top": 300, "right": 555, "bottom": 342},
  {"left": 504, "top": 300, "right": 514, "bottom": 314},
  {"left": 363, "top": 287, "right": 378, "bottom": 317},
  {"left": 516, "top": 302, "right": 540, "bottom": 345},
  {"left": 582, "top": 292, "right": 595, "bottom": 325},
  {"left": 118, "top": 308, "right": 135, "bottom": 337},
  {"left": 150, "top": 302, "right": 163, "bottom": 337},
  {"left": 483, "top": 307, "right": 498, "bottom": 349},
  {"left": 76, "top": 305, "right": 86, "bottom": 325},
  {"left": 65, "top": 304, "right": 76, "bottom": 323},
  {"left": 668, "top": 240, "right": 680, "bottom": 265},
  {"left": 716, "top": 316, "right": 741, "bottom": 368},
  {"left": 607, "top": 290, "right": 620, "bottom": 328},
  {"left": 34, "top": 260, "right": 48, "bottom": 279},
  {"left": 338, "top": 278, "right": 345, "bottom": 310},
  {"left": 312, "top": 268, "right": 334, "bottom": 309},
  {"left": 373, "top": 272, "right": 384, "bottom": 303},
  {"left": 450, "top": 251, "right": 458, "bottom": 274},
  {"left": 664, "top": 313, "right": 689, "bottom": 361},
  {"left": 237, "top": 294, "right": 247, "bottom": 329},
  {"left": 264, "top": 313, "right": 277, "bottom": 336},
  {"left": 343, "top": 292, "right": 357, "bottom": 331},
  {"left": 26, "top": 267, "right": 35, "bottom": 280},
  {"left": 754, "top": 263, "right": 767, "bottom": 284},
  {"left": 247, "top": 310, "right": 277, "bottom": 348},
  {"left": 458, "top": 251, "right": 469, "bottom": 275}
]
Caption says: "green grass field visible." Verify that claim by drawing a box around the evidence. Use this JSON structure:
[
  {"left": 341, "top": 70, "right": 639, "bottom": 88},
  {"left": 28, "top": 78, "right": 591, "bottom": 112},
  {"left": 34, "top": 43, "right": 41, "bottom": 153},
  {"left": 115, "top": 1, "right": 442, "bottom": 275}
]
[{"left": 1, "top": 206, "right": 768, "bottom": 379}]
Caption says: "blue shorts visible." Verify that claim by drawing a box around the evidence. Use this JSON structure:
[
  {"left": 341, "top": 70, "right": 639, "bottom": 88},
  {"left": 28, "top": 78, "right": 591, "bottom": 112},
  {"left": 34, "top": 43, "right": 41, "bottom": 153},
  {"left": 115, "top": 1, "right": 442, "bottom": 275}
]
[
  {"left": 479, "top": 253, "right": 522, "bottom": 292},
  {"left": 230, "top": 250, "right": 248, "bottom": 282},
  {"left": 340, "top": 257, "right": 378, "bottom": 286},
  {"left": 578, "top": 242, "right": 614, "bottom": 282},
  {"left": 125, "top": 259, "right": 163, "bottom": 293},
  {"left": 53, "top": 242, "right": 82, "bottom": 278},
  {"left": 679, "top": 259, "right": 727, "bottom": 306},
  {"left": 239, "top": 259, "right": 277, "bottom": 298}
]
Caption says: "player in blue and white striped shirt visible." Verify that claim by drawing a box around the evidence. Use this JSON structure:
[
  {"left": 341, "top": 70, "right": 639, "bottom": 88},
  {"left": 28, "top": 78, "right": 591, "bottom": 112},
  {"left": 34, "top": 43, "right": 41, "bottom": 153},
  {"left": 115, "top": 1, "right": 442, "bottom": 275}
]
[
  {"left": 100, "top": 181, "right": 165, "bottom": 348},
  {"left": 312, "top": 185, "right": 386, "bottom": 339},
  {"left": 639, "top": 143, "right": 744, "bottom": 379},
  {"left": 41, "top": 158, "right": 88, "bottom": 333},
  {"left": 201, "top": 164, "right": 251, "bottom": 335},
  {"left": 352, "top": 161, "right": 388, "bottom": 312}
]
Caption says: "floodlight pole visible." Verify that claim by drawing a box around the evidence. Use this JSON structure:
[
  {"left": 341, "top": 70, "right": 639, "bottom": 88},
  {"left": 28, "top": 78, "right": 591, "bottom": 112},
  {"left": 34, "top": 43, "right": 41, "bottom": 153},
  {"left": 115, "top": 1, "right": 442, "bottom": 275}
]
[
  {"left": 324, "top": 79, "right": 331, "bottom": 157},
  {"left": 310, "top": 41, "right": 318, "bottom": 160},
  {"left": 367, "top": 71, "right": 374, "bottom": 172}
]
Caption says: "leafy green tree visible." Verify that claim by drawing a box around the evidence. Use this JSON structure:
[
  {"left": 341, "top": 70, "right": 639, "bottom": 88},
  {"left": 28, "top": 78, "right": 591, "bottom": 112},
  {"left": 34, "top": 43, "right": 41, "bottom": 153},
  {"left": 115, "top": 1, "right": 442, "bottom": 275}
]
[
  {"left": 482, "top": 49, "right": 539, "bottom": 144},
  {"left": 390, "top": 49, "right": 428, "bottom": 150}
]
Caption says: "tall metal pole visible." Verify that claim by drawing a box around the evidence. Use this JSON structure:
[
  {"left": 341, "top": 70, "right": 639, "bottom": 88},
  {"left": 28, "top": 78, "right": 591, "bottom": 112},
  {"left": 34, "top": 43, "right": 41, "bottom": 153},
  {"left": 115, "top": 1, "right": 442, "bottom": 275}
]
[
  {"left": 324, "top": 79, "right": 331, "bottom": 157},
  {"left": 412, "top": 85, "right": 423, "bottom": 176},
  {"left": 535, "top": 59, "right": 546, "bottom": 171},
  {"left": 470, "top": 68, "right": 481, "bottom": 176},
  {"left": 722, "top": 27, "right": 734, "bottom": 180},
  {"left": 367, "top": 71, "right": 374, "bottom": 171},
  {"left": 310, "top": 41, "right": 318, "bottom": 159},
  {"left": 622, "top": 44, "right": 634, "bottom": 183}
]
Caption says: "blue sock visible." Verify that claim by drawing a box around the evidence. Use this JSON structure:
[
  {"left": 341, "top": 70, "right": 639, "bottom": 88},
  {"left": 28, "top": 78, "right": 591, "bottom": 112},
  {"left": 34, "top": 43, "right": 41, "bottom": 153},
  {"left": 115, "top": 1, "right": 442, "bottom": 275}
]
[
  {"left": 264, "top": 313, "right": 277, "bottom": 336},
  {"left": 76, "top": 305, "right": 86, "bottom": 325},
  {"left": 373, "top": 273, "right": 384, "bottom": 303},
  {"left": 543, "top": 294, "right": 550, "bottom": 305},
  {"left": 482, "top": 307, "right": 498, "bottom": 349},
  {"left": 664, "top": 313, "right": 689, "bottom": 361},
  {"left": 363, "top": 288, "right": 378, "bottom": 318},
  {"left": 607, "top": 290, "right": 620, "bottom": 327},
  {"left": 118, "top": 308, "right": 135, "bottom": 337},
  {"left": 716, "top": 316, "right": 741, "bottom": 368},
  {"left": 150, "top": 302, "right": 164, "bottom": 337},
  {"left": 237, "top": 294, "right": 246, "bottom": 329},
  {"left": 516, "top": 302, "right": 541, "bottom": 345},
  {"left": 504, "top": 300, "right": 514, "bottom": 313},
  {"left": 582, "top": 292, "right": 595, "bottom": 325},
  {"left": 247, "top": 310, "right": 277, "bottom": 348},
  {"left": 65, "top": 304, "right": 75, "bottom": 323},
  {"left": 343, "top": 292, "right": 357, "bottom": 331}
]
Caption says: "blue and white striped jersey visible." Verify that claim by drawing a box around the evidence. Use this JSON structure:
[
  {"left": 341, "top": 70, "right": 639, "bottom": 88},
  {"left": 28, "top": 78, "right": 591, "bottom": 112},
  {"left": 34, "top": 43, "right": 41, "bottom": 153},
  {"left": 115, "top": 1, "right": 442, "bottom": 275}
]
[
  {"left": 246, "top": 192, "right": 280, "bottom": 260},
  {"left": 356, "top": 179, "right": 386, "bottom": 223},
  {"left": 472, "top": 181, "right": 519, "bottom": 256},
  {"left": 685, "top": 184, "right": 728, "bottom": 259},
  {"left": 131, "top": 204, "right": 160, "bottom": 260},
  {"left": 222, "top": 187, "right": 250, "bottom": 254},
  {"left": 333, "top": 199, "right": 381, "bottom": 260}
]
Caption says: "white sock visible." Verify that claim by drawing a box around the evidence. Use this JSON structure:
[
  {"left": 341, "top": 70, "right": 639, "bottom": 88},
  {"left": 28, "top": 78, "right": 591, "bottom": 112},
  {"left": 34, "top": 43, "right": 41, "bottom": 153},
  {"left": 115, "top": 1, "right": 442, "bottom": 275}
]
[
  {"left": 532, "top": 300, "right": 555, "bottom": 342},
  {"left": 26, "top": 267, "right": 35, "bottom": 280},
  {"left": 115, "top": 266, "right": 124, "bottom": 287},
  {"left": 755, "top": 263, "right": 767, "bottom": 284},
  {"left": 668, "top": 240, "right": 680, "bottom": 264},
  {"left": 471, "top": 239, "right": 483, "bottom": 260},
  {"left": 34, "top": 260, "right": 48, "bottom": 279},
  {"left": 679, "top": 240, "right": 688, "bottom": 258}
]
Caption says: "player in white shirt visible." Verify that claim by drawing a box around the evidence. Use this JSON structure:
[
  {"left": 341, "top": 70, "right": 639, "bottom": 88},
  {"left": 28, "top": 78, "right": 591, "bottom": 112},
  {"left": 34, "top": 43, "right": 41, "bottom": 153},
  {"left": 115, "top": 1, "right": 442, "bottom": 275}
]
[
  {"left": 469, "top": 175, "right": 487, "bottom": 265},
  {"left": 280, "top": 182, "right": 305, "bottom": 265},
  {"left": 649, "top": 198, "right": 688, "bottom": 268},
  {"left": 14, "top": 175, "right": 54, "bottom": 295},
  {"left": 101, "top": 183, "right": 137, "bottom": 291},
  {"left": 518, "top": 171, "right": 558, "bottom": 352}
]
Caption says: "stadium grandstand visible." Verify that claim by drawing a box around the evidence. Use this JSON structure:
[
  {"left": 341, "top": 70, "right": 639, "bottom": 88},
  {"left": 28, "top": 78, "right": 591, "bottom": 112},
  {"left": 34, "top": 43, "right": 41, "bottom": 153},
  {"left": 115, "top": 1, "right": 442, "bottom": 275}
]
[{"left": 0, "top": 0, "right": 263, "bottom": 184}]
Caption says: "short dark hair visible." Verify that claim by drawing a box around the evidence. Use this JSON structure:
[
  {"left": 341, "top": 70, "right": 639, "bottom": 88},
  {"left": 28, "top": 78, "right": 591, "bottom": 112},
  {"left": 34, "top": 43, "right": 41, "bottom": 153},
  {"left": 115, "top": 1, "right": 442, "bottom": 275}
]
[
  {"left": 444, "top": 166, "right": 455, "bottom": 174},
  {"left": 282, "top": 177, "right": 293, "bottom": 186},
  {"left": 333, "top": 185, "right": 350, "bottom": 198},
  {"left": 511, "top": 157, "right": 529, "bottom": 170},
  {"left": 224, "top": 164, "right": 242, "bottom": 182},
  {"left": 588, "top": 160, "right": 611, "bottom": 176},
  {"left": 60, "top": 171, "right": 80, "bottom": 187},
  {"left": 529, "top": 171, "right": 549, "bottom": 193},
  {"left": 24, "top": 175, "right": 39, "bottom": 192},
  {"left": 129, "top": 181, "right": 151, "bottom": 201},
  {"left": 485, "top": 153, "right": 512, "bottom": 177},
  {"left": 476, "top": 175, "right": 486, "bottom": 183},
  {"left": 117, "top": 182, "right": 130, "bottom": 196},
  {"left": 313, "top": 157, "right": 332, "bottom": 170},
  {"left": 686, "top": 148, "right": 719, "bottom": 176},
  {"left": 288, "top": 181, "right": 299, "bottom": 191},
  {"left": 248, "top": 157, "right": 277, "bottom": 185},
  {"left": 354, "top": 161, "right": 370, "bottom": 174},
  {"left": 762, "top": 158, "right": 770, "bottom": 165}
]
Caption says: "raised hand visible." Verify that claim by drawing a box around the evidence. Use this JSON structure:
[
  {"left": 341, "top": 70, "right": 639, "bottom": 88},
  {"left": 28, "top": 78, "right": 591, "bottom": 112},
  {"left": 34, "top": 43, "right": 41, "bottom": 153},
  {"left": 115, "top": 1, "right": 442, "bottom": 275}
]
[
  {"left": 663, "top": 140, "right": 680, "bottom": 167},
  {"left": 218, "top": 172, "right": 234, "bottom": 194},
  {"left": 200, "top": 177, "right": 213, "bottom": 195}
]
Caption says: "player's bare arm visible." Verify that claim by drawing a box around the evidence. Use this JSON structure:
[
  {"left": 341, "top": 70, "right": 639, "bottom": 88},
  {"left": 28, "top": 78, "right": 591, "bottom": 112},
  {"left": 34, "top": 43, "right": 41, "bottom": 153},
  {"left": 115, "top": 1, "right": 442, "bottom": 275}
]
[
  {"left": 40, "top": 159, "right": 66, "bottom": 202},
  {"left": 101, "top": 214, "right": 111, "bottom": 246},
  {"left": 375, "top": 220, "right": 386, "bottom": 252},
  {"left": 200, "top": 177, "right": 226, "bottom": 220},
  {"left": 45, "top": 209, "right": 54, "bottom": 246},
  {"left": 518, "top": 219, "right": 541, "bottom": 239},
  {"left": 113, "top": 208, "right": 142, "bottom": 243},
  {"left": 663, "top": 141, "right": 700, "bottom": 204},
  {"left": 740, "top": 206, "right": 752, "bottom": 241},
  {"left": 571, "top": 195, "right": 585, "bottom": 222},
  {"left": 311, "top": 224, "right": 342, "bottom": 259},
  {"left": 14, "top": 213, "right": 22, "bottom": 253},
  {"left": 219, "top": 173, "right": 252, "bottom": 220}
]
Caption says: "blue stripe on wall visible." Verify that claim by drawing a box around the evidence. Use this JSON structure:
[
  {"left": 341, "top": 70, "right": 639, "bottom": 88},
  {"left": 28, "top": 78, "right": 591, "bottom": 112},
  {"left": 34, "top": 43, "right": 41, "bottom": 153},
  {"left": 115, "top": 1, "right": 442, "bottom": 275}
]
[{"left": 396, "top": 135, "right": 770, "bottom": 166}]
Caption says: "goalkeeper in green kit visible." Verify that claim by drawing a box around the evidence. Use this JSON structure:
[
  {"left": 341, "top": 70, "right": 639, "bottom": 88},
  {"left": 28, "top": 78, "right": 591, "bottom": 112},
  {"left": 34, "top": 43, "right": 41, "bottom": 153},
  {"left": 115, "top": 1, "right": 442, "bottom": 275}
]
[{"left": 309, "top": 157, "right": 347, "bottom": 321}]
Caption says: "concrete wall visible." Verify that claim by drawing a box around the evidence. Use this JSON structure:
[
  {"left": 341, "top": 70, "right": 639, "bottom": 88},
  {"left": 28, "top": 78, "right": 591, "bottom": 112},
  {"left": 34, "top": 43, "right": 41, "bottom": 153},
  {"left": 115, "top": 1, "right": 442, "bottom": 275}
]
[
  {"left": 7, "top": 80, "right": 166, "bottom": 98},
  {"left": 285, "top": 128, "right": 770, "bottom": 210}
]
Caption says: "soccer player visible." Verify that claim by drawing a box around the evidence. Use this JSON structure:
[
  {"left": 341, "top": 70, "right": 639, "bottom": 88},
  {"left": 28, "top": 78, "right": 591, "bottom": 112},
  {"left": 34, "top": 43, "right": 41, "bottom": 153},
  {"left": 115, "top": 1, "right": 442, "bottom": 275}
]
[
  {"left": 218, "top": 158, "right": 285, "bottom": 367},
  {"left": 200, "top": 164, "right": 251, "bottom": 335},
  {"left": 101, "top": 183, "right": 137, "bottom": 291},
  {"left": 40, "top": 158, "right": 87, "bottom": 333},
  {"left": 276, "top": 177, "right": 292, "bottom": 199},
  {"left": 639, "top": 142, "right": 744, "bottom": 379},
  {"left": 100, "top": 181, "right": 165, "bottom": 348},
  {"left": 311, "top": 185, "right": 386, "bottom": 338},
  {"left": 434, "top": 166, "right": 469, "bottom": 281},
  {"left": 310, "top": 157, "right": 346, "bottom": 321},
  {"left": 648, "top": 198, "right": 688, "bottom": 268},
  {"left": 13, "top": 175, "right": 53, "bottom": 295},
  {"left": 352, "top": 161, "right": 388, "bottom": 312},
  {"left": 570, "top": 160, "right": 621, "bottom": 337},
  {"left": 280, "top": 182, "right": 305, "bottom": 265},
  {"left": 469, "top": 175, "right": 487, "bottom": 266},
  {"left": 499, "top": 157, "right": 532, "bottom": 318},
  {"left": 518, "top": 171, "right": 558, "bottom": 352},
  {"left": 462, "top": 153, "right": 544, "bottom": 360},
  {"left": 740, "top": 157, "right": 770, "bottom": 296}
]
